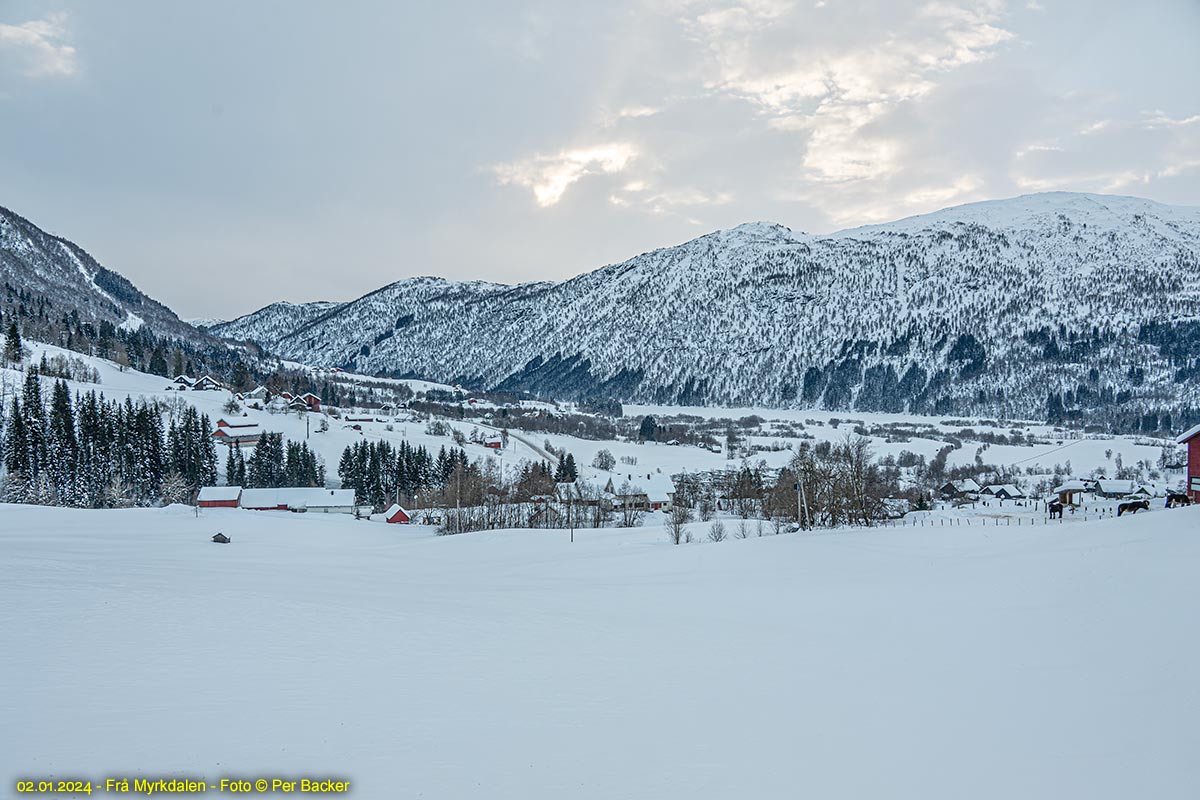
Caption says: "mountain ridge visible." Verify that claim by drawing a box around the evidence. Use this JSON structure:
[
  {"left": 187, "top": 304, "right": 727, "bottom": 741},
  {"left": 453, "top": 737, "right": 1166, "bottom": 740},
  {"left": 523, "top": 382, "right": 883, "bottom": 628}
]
[
  {"left": 0, "top": 203, "right": 216, "bottom": 346},
  {"left": 212, "top": 191, "right": 1200, "bottom": 427}
]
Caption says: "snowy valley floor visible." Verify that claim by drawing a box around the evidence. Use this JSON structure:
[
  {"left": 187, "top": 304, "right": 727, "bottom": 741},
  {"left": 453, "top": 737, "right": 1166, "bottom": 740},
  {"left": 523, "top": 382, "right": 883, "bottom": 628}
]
[{"left": 2, "top": 504, "right": 1199, "bottom": 799}]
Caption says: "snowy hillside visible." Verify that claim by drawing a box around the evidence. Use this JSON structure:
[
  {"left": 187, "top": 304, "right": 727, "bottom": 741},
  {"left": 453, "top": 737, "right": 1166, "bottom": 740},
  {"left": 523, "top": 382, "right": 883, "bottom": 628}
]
[
  {"left": 6, "top": 339, "right": 1177, "bottom": 501},
  {"left": 0, "top": 205, "right": 211, "bottom": 345},
  {"left": 0, "top": 341, "right": 555, "bottom": 490},
  {"left": 209, "top": 300, "right": 343, "bottom": 342},
  {"left": 4, "top": 502, "right": 1198, "bottom": 798},
  {"left": 215, "top": 192, "right": 1200, "bottom": 426}
]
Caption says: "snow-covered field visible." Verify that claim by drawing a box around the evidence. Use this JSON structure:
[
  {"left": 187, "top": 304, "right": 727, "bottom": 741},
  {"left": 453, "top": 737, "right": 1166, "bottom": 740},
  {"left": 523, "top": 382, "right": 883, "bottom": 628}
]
[{"left": 4, "top": 503, "right": 1199, "bottom": 798}]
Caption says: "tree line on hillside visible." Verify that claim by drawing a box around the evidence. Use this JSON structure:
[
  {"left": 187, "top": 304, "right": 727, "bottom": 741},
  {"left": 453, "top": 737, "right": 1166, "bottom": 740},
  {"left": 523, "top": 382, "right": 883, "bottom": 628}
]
[
  {"left": 0, "top": 367, "right": 217, "bottom": 506},
  {"left": 0, "top": 364, "right": 325, "bottom": 507}
]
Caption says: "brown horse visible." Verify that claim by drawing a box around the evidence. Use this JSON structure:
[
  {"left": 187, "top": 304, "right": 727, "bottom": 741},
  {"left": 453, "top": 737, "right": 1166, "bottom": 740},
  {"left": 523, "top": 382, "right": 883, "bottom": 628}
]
[{"left": 1117, "top": 500, "right": 1149, "bottom": 517}]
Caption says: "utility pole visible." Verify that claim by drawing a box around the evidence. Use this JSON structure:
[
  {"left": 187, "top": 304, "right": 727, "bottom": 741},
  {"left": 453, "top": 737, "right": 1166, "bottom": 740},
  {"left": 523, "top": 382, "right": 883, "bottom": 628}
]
[{"left": 795, "top": 479, "right": 810, "bottom": 530}]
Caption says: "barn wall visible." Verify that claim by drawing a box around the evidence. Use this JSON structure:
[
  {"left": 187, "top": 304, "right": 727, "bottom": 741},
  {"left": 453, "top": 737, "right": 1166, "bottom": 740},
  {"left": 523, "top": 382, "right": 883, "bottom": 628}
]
[{"left": 1189, "top": 439, "right": 1200, "bottom": 502}]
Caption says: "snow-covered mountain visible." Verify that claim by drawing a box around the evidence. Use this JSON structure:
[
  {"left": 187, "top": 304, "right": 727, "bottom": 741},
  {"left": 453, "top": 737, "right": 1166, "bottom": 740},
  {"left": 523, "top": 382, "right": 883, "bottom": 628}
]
[
  {"left": 0, "top": 205, "right": 209, "bottom": 344},
  {"left": 209, "top": 301, "right": 343, "bottom": 343},
  {"left": 221, "top": 192, "right": 1200, "bottom": 424}
]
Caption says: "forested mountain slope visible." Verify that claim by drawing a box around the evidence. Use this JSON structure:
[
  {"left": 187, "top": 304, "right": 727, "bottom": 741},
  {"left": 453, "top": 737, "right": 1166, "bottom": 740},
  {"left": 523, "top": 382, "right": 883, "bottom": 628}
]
[{"left": 220, "top": 193, "right": 1200, "bottom": 428}]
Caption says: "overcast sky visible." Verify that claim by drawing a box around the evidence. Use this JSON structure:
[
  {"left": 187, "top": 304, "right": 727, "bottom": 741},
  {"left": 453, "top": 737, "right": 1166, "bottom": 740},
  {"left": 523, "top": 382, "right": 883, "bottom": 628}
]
[{"left": 1, "top": 1, "right": 1197, "bottom": 320}]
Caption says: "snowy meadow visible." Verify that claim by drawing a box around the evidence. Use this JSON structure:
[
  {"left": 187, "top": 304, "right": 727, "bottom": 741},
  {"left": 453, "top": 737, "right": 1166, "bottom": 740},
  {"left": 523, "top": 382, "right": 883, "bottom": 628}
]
[{"left": 3, "top": 503, "right": 1199, "bottom": 799}]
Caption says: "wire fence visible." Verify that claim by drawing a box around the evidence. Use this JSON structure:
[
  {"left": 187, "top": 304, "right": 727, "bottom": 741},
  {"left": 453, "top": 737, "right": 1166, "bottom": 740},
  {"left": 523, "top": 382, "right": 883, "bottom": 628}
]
[{"left": 883, "top": 509, "right": 1130, "bottom": 527}]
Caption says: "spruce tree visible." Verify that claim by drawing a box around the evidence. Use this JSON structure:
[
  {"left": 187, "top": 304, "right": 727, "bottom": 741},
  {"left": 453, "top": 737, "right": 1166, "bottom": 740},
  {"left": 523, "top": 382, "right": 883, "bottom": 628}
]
[
  {"left": 47, "top": 380, "right": 79, "bottom": 504},
  {"left": 4, "top": 397, "right": 28, "bottom": 477},
  {"left": 20, "top": 369, "right": 47, "bottom": 481},
  {"left": 3, "top": 320, "right": 22, "bottom": 364}
]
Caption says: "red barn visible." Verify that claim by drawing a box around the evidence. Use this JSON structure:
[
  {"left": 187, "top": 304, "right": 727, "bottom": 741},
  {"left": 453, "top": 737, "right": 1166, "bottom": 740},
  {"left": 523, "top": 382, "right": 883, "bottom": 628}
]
[
  {"left": 1179, "top": 424, "right": 1200, "bottom": 502},
  {"left": 198, "top": 486, "right": 242, "bottom": 508},
  {"left": 212, "top": 425, "right": 262, "bottom": 447},
  {"left": 384, "top": 504, "right": 411, "bottom": 524}
]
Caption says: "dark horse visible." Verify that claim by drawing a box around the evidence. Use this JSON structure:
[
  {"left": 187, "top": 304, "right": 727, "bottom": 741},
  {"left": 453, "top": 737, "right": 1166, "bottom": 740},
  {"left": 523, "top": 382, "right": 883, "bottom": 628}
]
[
  {"left": 1165, "top": 491, "right": 1192, "bottom": 509},
  {"left": 1117, "top": 500, "right": 1150, "bottom": 517},
  {"left": 1048, "top": 502, "right": 1064, "bottom": 519}
]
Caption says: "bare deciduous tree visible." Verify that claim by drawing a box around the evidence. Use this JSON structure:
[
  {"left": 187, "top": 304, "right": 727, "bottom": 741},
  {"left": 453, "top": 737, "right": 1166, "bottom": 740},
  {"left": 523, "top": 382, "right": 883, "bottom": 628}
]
[{"left": 667, "top": 502, "right": 692, "bottom": 545}]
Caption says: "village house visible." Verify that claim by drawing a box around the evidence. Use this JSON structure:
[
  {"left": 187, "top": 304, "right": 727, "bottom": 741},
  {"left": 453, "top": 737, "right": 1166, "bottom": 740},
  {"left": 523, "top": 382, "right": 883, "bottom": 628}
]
[
  {"left": 211, "top": 421, "right": 265, "bottom": 447},
  {"left": 939, "top": 479, "right": 981, "bottom": 499},
  {"left": 298, "top": 392, "right": 321, "bottom": 413},
  {"left": 243, "top": 386, "right": 269, "bottom": 402},
  {"left": 191, "top": 375, "right": 224, "bottom": 391},
  {"left": 981, "top": 484, "right": 1026, "bottom": 501},
  {"left": 606, "top": 473, "right": 675, "bottom": 512},
  {"left": 197, "top": 486, "right": 242, "bottom": 508},
  {"left": 1093, "top": 480, "right": 1150, "bottom": 500},
  {"left": 1175, "top": 424, "right": 1200, "bottom": 502},
  {"left": 167, "top": 374, "right": 195, "bottom": 390}
]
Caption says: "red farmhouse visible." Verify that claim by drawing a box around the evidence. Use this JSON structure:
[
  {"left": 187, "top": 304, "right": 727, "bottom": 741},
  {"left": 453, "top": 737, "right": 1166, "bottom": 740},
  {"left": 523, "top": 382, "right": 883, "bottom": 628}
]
[{"left": 1179, "top": 424, "right": 1200, "bottom": 502}]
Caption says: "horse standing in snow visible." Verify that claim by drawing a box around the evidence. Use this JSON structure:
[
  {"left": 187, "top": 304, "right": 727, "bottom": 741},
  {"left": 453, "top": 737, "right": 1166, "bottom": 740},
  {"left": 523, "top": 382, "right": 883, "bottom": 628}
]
[
  {"left": 1117, "top": 500, "right": 1149, "bottom": 517},
  {"left": 1048, "top": 502, "right": 1064, "bottom": 520}
]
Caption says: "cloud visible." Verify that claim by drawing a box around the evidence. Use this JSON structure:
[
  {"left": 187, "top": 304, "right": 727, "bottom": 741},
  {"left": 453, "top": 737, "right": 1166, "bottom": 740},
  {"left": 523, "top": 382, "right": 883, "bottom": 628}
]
[
  {"left": 1011, "top": 112, "right": 1200, "bottom": 194},
  {"left": 609, "top": 182, "right": 733, "bottom": 216},
  {"left": 615, "top": 104, "right": 662, "bottom": 120},
  {"left": 491, "top": 143, "right": 638, "bottom": 206},
  {"left": 679, "top": 0, "right": 1014, "bottom": 189},
  {"left": 487, "top": 0, "right": 1197, "bottom": 238},
  {"left": 0, "top": 13, "right": 77, "bottom": 78},
  {"left": 497, "top": 1, "right": 1017, "bottom": 224}
]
